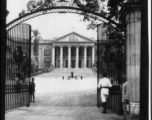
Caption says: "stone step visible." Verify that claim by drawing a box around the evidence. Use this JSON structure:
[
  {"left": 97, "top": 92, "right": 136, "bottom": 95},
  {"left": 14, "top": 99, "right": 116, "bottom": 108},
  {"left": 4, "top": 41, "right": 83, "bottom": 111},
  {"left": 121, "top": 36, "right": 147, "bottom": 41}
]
[{"left": 41, "top": 68, "right": 97, "bottom": 78}]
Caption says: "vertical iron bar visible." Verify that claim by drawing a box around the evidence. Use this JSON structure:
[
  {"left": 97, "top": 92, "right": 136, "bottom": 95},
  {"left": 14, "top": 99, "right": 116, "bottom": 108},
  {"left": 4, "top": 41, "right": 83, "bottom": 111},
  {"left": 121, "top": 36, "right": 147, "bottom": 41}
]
[
  {"left": 117, "top": 39, "right": 119, "bottom": 113},
  {"left": 1, "top": 0, "right": 7, "bottom": 118},
  {"left": 14, "top": 26, "right": 17, "bottom": 108},
  {"left": 17, "top": 25, "right": 20, "bottom": 108},
  {"left": 20, "top": 24, "right": 23, "bottom": 107},
  {"left": 9, "top": 30, "right": 11, "bottom": 110},
  {"left": 28, "top": 25, "right": 32, "bottom": 107},
  {"left": 10, "top": 29, "right": 13, "bottom": 109},
  {"left": 13, "top": 27, "right": 15, "bottom": 109},
  {"left": 14, "top": 26, "right": 17, "bottom": 109},
  {"left": 114, "top": 41, "right": 115, "bottom": 111},
  {"left": 11, "top": 28, "right": 13, "bottom": 109},
  {"left": 114, "top": 39, "right": 116, "bottom": 112},
  {"left": 6, "top": 31, "right": 8, "bottom": 110},
  {"left": 9, "top": 29, "right": 12, "bottom": 109},
  {"left": 120, "top": 36, "right": 123, "bottom": 115},
  {"left": 24, "top": 24, "right": 26, "bottom": 106},
  {"left": 97, "top": 39, "right": 99, "bottom": 107}
]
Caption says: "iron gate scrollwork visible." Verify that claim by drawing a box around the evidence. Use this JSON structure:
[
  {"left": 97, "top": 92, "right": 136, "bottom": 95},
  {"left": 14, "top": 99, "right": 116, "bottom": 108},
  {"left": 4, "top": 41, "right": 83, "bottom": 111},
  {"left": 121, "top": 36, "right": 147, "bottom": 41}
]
[
  {"left": 7, "top": 0, "right": 119, "bottom": 31},
  {"left": 97, "top": 26, "right": 126, "bottom": 114},
  {"left": 5, "top": 24, "right": 31, "bottom": 111}
]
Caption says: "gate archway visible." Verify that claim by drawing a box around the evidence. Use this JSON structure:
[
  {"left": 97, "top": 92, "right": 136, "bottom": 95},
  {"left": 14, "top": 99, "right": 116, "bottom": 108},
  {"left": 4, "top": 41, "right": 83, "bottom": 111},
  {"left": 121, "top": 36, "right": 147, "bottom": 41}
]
[
  {"left": 6, "top": 0, "right": 125, "bottom": 114},
  {"left": 6, "top": 0, "right": 120, "bottom": 31}
]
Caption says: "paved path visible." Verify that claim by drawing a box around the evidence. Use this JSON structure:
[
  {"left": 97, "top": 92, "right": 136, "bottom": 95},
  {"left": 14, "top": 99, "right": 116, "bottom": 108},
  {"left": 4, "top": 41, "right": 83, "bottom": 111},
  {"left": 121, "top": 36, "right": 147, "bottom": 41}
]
[
  {"left": 6, "top": 105, "right": 123, "bottom": 120},
  {"left": 5, "top": 72, "right": 123, "bottom": 120}
]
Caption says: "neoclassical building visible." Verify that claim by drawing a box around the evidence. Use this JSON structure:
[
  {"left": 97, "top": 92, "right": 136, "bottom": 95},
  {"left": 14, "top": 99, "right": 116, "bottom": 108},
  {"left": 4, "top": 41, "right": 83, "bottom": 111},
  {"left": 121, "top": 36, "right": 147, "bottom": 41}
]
[{"left": 31, "top": 31, "right": 107, "bottom": 70}]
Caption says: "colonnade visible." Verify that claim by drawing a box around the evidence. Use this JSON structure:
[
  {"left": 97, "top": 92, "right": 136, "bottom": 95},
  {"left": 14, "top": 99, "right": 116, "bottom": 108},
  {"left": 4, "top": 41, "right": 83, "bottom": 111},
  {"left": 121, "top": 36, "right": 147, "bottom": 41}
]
[{"left": 52, "top": 46, "right": 95, "bottom": 68}]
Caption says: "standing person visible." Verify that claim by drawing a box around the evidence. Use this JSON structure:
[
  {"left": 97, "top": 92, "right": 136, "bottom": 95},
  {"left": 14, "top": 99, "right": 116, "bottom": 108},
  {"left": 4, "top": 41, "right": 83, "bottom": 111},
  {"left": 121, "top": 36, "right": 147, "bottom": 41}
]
[
  {"left": 29, "top": 78, "right": 35, "bottom": 102},
  {"left": 122, "top": 75, "right": 130, "bottom": 120},
  {"left": 97, "top": 72, "right": 112, "bottom": 114}
]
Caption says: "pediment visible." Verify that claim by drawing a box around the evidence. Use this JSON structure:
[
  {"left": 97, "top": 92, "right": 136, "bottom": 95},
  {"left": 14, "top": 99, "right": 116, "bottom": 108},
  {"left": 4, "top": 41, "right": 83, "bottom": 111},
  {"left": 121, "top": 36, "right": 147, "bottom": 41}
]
[{"left": 52, "top": 32, "right": 95, "bottom": 43}]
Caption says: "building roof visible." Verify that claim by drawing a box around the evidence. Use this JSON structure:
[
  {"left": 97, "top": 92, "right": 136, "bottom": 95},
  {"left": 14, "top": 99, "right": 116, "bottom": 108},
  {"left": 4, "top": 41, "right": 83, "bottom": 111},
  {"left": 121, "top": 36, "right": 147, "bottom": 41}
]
[{"left": 51, "top": 32, "right": 96, "bottom": 43}]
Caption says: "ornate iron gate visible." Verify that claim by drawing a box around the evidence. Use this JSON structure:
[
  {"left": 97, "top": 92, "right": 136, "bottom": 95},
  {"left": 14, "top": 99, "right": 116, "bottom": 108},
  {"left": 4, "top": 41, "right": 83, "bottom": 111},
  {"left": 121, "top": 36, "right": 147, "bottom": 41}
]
[
  {"left": 97, "top": 27, "right": 126, "bottom": 114},
  {"left": 5, "top": 24, "right": 31, "bottom": 110}
]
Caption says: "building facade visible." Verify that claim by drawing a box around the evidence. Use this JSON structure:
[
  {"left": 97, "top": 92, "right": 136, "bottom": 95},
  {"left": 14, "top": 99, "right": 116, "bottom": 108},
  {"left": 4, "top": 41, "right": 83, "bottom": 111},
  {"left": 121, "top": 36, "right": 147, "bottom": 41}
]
[{"left": 31, "top": 32, "right": 100, "bottom": 70}]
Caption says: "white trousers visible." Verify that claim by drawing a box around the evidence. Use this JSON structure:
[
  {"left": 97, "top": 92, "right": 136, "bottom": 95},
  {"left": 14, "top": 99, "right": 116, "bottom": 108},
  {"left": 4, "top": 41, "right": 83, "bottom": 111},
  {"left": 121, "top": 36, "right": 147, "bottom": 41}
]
[{"left": 101, "top": 93, "right": 108, "bottom": 102}]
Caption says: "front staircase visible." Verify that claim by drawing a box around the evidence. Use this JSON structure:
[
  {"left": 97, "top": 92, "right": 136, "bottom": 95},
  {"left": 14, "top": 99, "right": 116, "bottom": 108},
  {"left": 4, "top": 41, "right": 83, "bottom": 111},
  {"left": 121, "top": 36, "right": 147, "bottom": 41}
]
[{"left": 39, "top": 68, "right": 97, "bottom": 78}]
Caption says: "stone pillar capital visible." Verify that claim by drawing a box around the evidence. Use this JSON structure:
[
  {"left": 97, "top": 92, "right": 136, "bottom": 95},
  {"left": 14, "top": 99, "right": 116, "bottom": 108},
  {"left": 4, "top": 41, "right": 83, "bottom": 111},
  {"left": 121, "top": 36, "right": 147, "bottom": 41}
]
[
  {"left": 120, "top": 1, "right": 141, "bottom": 22},
  {"left": 92, "top": 46, "right": 95, "bottom": 48}
]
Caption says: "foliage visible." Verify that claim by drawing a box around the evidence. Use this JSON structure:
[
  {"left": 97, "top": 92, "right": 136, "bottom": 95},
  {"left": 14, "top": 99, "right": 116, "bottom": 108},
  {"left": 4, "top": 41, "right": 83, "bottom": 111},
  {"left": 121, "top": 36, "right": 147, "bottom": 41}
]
[
  {"left": 103, "top": 26, "right": 126, "bottom": 82},
  {"left": 76, "top": 0, "right": 127, "bottom": 81},
  {"left": 102, "top": 1, "right": 126, "bottom": 80},
  {"left": 106, "top": 0, "right": 126, "bottom": 21},
  {"left": 74, "top": 0, "right": 126, "bottom": 30}
]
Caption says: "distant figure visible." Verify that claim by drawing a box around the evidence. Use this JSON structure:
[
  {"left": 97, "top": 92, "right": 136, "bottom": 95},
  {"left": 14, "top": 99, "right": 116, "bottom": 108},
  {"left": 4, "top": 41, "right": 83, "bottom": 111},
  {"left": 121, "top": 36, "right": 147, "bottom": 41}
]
[
  {"left": 97, "top": 72, "right": 112, "bottom": 114},
  {"left": 71, "top": 72, "right": 74, "bottom": 78},
  {"left": 122, "top": 75, "right": 130, "bottom": 120},
  {"left": 29, "top": 78, "right": 35, "bottom": 102}
]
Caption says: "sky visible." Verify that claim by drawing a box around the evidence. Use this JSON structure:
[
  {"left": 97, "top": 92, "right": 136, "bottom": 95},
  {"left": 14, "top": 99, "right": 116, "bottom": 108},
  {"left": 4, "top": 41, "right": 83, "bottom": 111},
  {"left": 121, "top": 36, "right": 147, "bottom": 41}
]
[{"left": 7, "top": 0, "right": 102, "bottom": 40}]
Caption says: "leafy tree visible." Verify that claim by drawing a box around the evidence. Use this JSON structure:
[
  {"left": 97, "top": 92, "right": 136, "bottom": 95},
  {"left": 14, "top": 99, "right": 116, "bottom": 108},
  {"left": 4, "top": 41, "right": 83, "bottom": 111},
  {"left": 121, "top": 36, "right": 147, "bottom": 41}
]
[
  {"left": 75, "top": 0, "right": 126, "bottom": 80},
  {"left": 106, "top": 0, "right": 126, "bottom": 21}
]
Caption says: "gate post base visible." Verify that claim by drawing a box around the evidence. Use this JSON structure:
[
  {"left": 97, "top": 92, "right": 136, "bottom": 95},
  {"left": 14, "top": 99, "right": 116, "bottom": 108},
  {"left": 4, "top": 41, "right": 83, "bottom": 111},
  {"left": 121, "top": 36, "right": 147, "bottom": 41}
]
[{"left": 128, "top": 102, "right": 140, "bottom": 120}]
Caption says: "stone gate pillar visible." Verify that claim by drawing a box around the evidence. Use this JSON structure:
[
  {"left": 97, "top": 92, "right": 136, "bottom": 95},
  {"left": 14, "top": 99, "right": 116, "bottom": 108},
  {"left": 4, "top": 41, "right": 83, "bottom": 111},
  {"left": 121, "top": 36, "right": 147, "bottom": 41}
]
[{"left": 120, "top": 1, "right": 141, "bottom": 119}]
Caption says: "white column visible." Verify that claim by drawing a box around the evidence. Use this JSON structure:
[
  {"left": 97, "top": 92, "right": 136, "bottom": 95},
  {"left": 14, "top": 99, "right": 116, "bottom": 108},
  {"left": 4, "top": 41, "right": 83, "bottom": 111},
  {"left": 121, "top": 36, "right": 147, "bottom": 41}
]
[
  {"left": 60, "top": 46, "right": 63, "bottom": 68},
  {"left": 38, "top": 48, "right": 42, "bottom": 69},
  {"left": 84, "top": 46, "right": 87, "bottom": 68},
  {"left": 52, "top": 46, "right": 55, "bottom": 67},
  {"left": 41, "top": 47, "right": 44, "bottom": 69},
  {"left": 76, "top": 46, "right": 79, "bottom": 68},
  {"left": 68, "top": 46, "right": 71, "bottom": 68},
  {"left": 92, "top": 46, "right": 95, "bottom": 67}
]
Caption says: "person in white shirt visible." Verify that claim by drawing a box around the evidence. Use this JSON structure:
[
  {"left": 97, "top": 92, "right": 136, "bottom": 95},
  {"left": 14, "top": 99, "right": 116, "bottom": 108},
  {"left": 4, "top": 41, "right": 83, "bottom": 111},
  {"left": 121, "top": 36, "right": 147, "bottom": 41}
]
[{"left": 97, "top": 72, "right": 112, "bottom": 113}]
